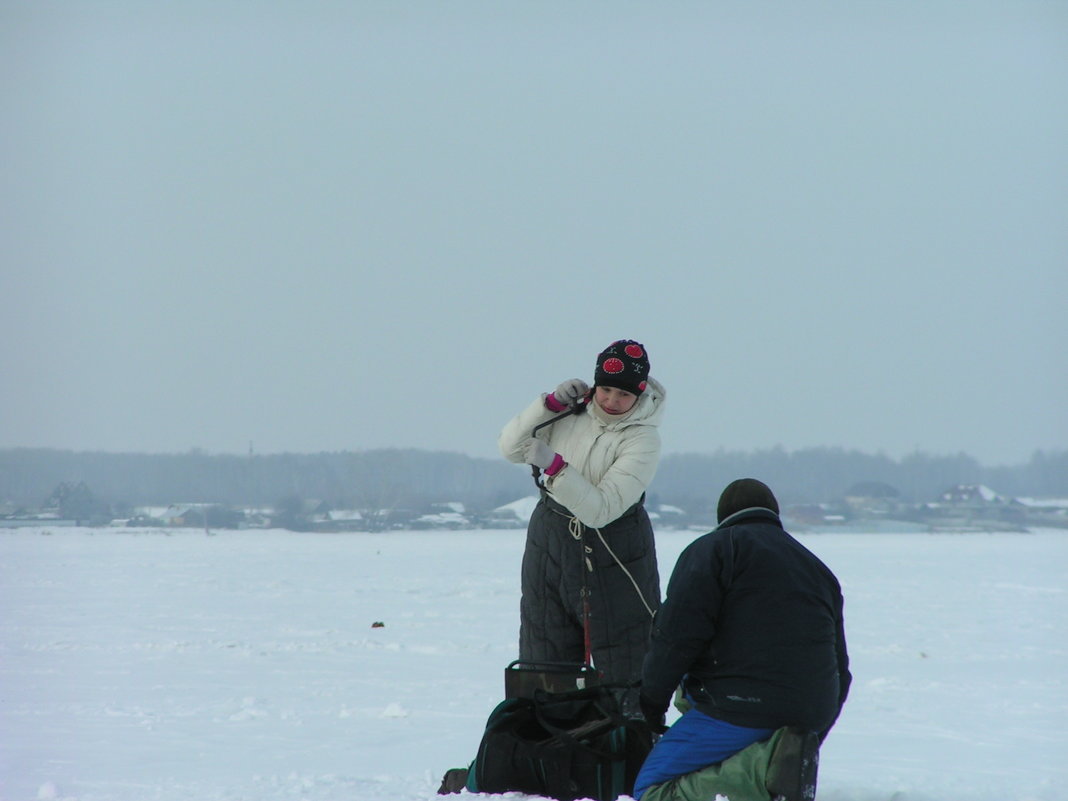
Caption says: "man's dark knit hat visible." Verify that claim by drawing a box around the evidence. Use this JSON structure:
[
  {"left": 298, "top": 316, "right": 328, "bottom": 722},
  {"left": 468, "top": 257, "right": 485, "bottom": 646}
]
[
  {"left": 594, "top": 340, "right": 650, "bottom": 396},
  {"left": 717, "top": 478, "right": 780, "bottom": 523}
]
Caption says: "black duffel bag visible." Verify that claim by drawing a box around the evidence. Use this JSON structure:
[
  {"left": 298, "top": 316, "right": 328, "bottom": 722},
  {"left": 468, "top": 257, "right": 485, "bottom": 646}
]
[{"left": 457, "top": 685, "right": 654, "bottom": 801}]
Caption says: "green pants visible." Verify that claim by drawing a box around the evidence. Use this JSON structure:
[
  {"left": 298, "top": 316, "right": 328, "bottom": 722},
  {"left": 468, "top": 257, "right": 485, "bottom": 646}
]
[{"left": 640, "top": 727, "right": 786, "bottom": 801}]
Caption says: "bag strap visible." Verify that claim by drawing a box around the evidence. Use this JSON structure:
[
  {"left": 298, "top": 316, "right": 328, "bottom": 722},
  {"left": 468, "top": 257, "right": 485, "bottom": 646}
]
[{"left": 530, "top": 688, "right": 625, "bottom": 750}]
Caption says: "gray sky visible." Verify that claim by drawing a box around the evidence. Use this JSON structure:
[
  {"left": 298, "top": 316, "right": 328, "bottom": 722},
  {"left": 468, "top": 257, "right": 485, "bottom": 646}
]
[{"left": 2, "top": 2, "right": 1066, "bottom": 467}]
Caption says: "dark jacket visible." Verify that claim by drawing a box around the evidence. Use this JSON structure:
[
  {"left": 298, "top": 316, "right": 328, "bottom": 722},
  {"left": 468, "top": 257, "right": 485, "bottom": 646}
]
[{"left": 641, "top": 508, "right": 851, "bottom": 739}]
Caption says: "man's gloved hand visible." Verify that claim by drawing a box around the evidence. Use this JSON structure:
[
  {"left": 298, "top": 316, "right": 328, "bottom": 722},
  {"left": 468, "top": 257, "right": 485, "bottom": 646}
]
[
  {"left": 522, "top": 438, "right": 558, "bottom": 471},
  {"left": 640, "top": 692, "right": 668, "bottom": 734},
  {"left": 553, "top": 378, "right": 590, "bottom": 408}
]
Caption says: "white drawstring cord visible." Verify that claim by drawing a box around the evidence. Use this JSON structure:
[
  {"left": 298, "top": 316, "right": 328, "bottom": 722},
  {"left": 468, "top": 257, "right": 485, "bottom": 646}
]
[
  {"left": 566, "top": 513, "right": 655, "bottom": 620},
  {"left": 593, "top": 526, "right": 656, "bottom": 619}
]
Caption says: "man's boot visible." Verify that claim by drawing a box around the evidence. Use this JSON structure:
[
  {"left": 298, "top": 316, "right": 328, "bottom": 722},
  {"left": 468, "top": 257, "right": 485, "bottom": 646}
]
[{"left": 765, "top": 727, "right": 819, "bottom": 801}]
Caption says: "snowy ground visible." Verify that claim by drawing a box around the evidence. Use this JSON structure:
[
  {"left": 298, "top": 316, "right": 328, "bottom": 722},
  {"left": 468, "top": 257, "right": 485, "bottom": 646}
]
[{"left": 2, "top": 524, "right": 1066, "bottom": 801}]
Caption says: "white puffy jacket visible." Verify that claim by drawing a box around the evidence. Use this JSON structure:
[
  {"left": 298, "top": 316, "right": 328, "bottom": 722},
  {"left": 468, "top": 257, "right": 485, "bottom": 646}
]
[{"left": 498, "top": 377, "right": 666, "bottom": 528}]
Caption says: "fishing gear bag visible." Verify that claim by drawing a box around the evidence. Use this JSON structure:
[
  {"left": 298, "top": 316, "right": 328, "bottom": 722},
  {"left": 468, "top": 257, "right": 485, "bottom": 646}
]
[{"left": 461, "top": 684, "right": 654, "bottom": 801}]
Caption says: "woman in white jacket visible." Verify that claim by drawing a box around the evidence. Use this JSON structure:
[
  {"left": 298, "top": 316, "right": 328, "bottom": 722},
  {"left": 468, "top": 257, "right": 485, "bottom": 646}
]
[{"left": 498, "top": 340, "right": 665, "bottom": 695}]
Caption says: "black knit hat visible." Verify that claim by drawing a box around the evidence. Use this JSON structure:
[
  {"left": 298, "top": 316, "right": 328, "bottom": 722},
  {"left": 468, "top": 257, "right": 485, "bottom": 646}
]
[
  {"left": 594, "top": 340, "right": 650, "bottom": 396},
  {"left": 717, "top": 478, "right": 780, "bottom": 523}
]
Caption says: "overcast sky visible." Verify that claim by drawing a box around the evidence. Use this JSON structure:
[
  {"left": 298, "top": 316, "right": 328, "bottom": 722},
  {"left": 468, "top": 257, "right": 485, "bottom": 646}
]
[{"left": 2, "top": 1, "right": 1066, "bottom": 467}]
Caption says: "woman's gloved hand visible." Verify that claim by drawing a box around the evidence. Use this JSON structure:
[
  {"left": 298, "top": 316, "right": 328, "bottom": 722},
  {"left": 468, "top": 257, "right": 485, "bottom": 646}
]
[
  {"left": 547, "top": 378, "right": 590, "bottom": 411},
  {"left": 523, "top": 438, "right": 556, "bottom": 469},
  {"left": 522, "top": 439, "right": 565, "bottom": 476}
]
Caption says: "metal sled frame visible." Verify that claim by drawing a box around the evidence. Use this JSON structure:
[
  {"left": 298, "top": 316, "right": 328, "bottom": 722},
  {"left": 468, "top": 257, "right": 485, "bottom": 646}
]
[{"left": 504, "top": 660, "right": 601, "bottom": 699}]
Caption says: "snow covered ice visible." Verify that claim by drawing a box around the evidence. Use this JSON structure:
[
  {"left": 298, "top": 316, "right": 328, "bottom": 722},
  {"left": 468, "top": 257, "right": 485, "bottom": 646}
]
[{"left": 2, "top": 524, "right": 1066, "bottom": 801}]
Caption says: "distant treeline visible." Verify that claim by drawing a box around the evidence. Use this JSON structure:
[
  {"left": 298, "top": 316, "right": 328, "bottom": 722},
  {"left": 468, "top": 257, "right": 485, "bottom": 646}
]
[
  {"left": 2, "top": 447, "right": 1065, "bottom": 514},
  {"left": 655, "top": 448, "right": 1068, "bottom": 516}
]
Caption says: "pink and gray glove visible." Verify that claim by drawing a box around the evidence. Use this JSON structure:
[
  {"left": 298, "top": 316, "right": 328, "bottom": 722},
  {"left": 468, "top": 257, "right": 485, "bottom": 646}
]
[
  {"left": 523, "top": 438, "right": 566, "bottom": 476},
  {"left": 546, "top": 378, "right": 590, "bottom": 412}
]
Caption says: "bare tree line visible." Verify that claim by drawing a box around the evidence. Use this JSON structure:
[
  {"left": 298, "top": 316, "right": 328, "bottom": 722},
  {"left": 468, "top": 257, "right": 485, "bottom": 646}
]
[{"left": 2, "top": 447, "right": 1065, "bottom": 516}]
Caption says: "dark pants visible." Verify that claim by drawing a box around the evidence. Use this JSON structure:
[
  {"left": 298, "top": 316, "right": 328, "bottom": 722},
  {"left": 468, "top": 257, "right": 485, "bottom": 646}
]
[{"left": 519, "top": 496, "right": 661, "bottom": 686}]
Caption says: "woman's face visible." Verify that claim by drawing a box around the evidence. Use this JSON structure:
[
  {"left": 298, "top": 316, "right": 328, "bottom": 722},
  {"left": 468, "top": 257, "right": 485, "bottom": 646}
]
[{"left": 594, "top": 385, "right": 638, "bottom": 415}]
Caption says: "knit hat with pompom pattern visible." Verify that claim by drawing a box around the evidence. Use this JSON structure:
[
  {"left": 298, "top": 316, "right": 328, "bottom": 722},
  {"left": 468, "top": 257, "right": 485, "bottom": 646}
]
[{"left": 594, "top": 340, "right": 650, "bottom": 396}]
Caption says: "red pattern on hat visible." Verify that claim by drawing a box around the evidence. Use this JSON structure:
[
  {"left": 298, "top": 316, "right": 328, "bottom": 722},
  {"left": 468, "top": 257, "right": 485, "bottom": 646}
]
[
  {"left": 602, "top": 357, "right": 625, "bottom": 374},
  {"left": 624, "top": 344, "right": 644, "bottom": 359}
]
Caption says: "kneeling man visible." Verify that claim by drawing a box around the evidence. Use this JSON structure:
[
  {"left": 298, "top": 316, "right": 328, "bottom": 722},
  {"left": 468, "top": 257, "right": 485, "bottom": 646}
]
[{"left": 635, "top": 479, "right": 851, "bottom": 801}]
